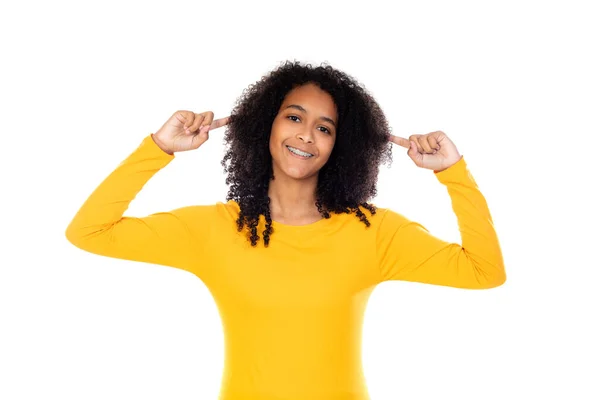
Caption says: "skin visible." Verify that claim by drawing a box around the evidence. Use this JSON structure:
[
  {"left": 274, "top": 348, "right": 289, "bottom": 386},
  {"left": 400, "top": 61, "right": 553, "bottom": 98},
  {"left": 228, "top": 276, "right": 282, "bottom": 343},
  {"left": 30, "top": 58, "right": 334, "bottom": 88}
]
[
  {"left": 389, "top": 131, "right": 461, "bottom": 172},
  {"left": 265, "top": 83, "right": 462, "bottom": 225},
  {"left": 153, "top": 86, "right": 462, "bottom": 229},
  {"left": 267, "top": 83, "right": 338, "bottom": 225}
]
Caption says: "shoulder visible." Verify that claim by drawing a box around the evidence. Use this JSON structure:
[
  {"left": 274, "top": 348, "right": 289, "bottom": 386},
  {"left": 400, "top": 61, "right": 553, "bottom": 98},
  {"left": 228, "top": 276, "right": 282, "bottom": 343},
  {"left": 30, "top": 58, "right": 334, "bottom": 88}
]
[
  {"left": 168, "top": 200, "right": 240, "bottom": 224},
  {"left": 359, "top": 203, "right": 412, "bottom": 231}
]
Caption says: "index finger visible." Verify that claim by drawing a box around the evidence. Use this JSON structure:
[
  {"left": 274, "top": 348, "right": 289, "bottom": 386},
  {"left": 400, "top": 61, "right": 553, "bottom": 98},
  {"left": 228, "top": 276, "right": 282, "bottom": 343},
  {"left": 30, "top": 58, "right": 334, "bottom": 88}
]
[
  {"left": 389, "top": 134, "right": 410, "bottom": 149},
  {"left": 209, "top": 116, "right": 231, "bottom": 131}
]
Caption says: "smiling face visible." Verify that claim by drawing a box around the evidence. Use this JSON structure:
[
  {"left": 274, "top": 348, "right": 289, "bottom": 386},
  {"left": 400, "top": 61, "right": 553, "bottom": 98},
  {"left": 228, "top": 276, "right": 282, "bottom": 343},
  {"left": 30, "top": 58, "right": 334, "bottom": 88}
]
[{"left": 269, "top": 83, "right": 338, "bottom": 181}]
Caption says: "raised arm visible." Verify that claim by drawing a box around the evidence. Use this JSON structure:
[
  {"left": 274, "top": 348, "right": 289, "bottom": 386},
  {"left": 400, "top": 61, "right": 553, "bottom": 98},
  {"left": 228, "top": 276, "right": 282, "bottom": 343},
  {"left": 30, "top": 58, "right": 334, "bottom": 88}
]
[
  {"left": 378, "top": 131, "right": 506, "bottom": 289},
  {"left": 65, "top": 110, "right": 230, "bottom": 274}
]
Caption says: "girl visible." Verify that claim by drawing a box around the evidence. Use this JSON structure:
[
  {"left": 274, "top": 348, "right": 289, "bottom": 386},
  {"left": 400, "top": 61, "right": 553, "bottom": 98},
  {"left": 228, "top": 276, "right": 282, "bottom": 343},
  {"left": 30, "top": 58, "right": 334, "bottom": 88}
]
[{"left": 66, "top": 60, "right": 505, "bottom": 400}]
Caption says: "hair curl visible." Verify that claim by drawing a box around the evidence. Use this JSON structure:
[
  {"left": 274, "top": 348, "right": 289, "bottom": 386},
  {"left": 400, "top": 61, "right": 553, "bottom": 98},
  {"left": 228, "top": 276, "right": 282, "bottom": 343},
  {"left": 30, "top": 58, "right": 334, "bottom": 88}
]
[{"left": 221, "top": 60, "right": 393, "bottom": 247}]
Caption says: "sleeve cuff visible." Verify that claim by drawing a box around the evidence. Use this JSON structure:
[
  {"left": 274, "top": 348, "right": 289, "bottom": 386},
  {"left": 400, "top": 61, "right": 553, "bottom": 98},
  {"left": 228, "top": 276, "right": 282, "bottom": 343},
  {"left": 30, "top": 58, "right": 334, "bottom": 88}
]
[
  {"left": 434, "top": 156, "right": 473, "bottom": 185},
  {"left": 142, "top": 133, "right": 175, "bottom": 159}
]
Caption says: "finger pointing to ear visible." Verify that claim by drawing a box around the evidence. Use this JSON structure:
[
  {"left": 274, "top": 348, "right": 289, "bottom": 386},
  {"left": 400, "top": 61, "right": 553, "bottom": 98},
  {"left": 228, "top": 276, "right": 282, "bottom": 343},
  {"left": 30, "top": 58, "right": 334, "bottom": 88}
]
[
  {"left": 389, "top": 134, "right": 410, "bottom": 149},
  {"left": 210, "top": 116, "right": 231, "bottom": 130}
]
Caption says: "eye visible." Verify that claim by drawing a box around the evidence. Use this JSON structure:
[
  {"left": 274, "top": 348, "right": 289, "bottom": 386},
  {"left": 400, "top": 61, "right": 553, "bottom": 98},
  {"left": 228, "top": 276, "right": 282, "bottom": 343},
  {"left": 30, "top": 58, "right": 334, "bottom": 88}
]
[{"left": 287, "top": 115, "right": 331, "bottom": 134}]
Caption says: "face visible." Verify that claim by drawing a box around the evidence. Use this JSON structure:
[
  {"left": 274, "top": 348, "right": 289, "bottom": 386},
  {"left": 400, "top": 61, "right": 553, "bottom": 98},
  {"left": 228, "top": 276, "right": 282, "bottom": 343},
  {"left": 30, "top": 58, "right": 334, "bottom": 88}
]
[{"left": 269, "top": 83, "right": 338, "bottom": 181}]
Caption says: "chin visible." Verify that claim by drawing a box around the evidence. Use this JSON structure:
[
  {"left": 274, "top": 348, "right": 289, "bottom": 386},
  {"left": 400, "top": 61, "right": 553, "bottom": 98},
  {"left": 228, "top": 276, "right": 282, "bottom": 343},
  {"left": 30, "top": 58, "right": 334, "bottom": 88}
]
[
  {"left": 282, "top": 168, "right": 318, "bottom": 181},
  {"left": 273, "top": 161, "right": 319, "bottom": 181},
  {"left": 271, "top": 149, "right": 320, "bottom": 180}
]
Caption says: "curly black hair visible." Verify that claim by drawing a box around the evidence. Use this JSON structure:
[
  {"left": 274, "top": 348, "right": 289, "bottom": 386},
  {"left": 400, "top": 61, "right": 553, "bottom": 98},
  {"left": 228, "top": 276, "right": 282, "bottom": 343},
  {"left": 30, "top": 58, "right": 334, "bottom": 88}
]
[{"left": 220, "top": 60, "right": 394, "bottom": 247}]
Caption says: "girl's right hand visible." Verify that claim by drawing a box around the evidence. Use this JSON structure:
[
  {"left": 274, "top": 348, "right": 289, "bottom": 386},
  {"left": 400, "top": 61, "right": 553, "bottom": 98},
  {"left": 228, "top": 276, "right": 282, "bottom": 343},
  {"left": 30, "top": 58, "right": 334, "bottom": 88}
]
[{"left": 152, "top": 110, "right": 231, "bottom": 154}]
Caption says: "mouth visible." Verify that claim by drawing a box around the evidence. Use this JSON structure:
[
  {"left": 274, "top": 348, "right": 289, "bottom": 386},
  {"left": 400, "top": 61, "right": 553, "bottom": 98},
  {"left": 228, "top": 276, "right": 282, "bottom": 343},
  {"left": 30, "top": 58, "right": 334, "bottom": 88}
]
[{"left": 286, "top": 145, "right": 314, "bottom": 158}]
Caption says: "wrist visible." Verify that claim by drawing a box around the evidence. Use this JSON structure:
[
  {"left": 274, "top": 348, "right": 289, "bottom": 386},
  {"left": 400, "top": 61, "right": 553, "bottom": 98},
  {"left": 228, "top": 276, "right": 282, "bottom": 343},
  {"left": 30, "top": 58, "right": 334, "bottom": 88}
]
[
  {"left": 434, "top": 155, "right": 462, "bottom": 173},
  {"left": 151, "top": 133, "right": 174, "bottom": 155}
]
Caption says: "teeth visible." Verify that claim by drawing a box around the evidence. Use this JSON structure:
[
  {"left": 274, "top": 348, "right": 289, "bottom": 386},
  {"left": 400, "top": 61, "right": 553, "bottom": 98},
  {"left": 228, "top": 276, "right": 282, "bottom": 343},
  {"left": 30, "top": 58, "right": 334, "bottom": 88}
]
[{"left": 287, "top": 146, "right": 313, "bottom": 157}]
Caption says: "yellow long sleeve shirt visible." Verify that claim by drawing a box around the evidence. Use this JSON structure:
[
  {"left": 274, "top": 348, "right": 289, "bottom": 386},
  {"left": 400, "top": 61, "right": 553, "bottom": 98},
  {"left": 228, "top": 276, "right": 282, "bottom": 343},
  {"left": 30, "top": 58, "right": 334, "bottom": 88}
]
[{"left": 65, "top": 133, "right": 506, "bottom": 400}]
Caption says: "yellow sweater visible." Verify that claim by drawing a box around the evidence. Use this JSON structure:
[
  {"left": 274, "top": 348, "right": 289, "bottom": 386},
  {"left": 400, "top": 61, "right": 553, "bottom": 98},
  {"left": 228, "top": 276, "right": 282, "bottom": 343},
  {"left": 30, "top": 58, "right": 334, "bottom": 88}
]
[{"left": 65, "top": 133, "right": 505, "bottom": 399}]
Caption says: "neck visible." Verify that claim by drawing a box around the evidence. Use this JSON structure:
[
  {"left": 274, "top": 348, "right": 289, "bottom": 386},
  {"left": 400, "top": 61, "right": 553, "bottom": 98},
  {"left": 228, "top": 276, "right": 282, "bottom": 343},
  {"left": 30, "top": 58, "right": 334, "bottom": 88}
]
[{"left": 267, "top": 173, "right": 321, "bottom": 223}]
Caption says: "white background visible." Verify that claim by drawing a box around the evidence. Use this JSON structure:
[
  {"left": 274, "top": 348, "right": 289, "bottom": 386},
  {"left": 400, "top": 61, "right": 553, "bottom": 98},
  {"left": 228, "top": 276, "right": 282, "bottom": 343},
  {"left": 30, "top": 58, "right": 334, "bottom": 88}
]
[{"left": 1, "top": 0, "right": 599, "bottom": 399}]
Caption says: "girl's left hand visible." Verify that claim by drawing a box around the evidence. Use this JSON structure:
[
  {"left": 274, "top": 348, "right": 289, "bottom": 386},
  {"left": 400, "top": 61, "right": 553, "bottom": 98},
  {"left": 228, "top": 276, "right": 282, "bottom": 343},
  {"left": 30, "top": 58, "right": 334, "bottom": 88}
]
[{"left": 389, "top": 130, "right": 462, "bottom": 172}]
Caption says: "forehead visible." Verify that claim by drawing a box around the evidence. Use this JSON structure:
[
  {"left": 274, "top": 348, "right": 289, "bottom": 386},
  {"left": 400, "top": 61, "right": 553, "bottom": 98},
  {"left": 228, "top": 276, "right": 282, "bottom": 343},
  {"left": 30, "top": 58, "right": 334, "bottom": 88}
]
[{"left": 281, "top": 84, "right": 337, "bottom": 113}]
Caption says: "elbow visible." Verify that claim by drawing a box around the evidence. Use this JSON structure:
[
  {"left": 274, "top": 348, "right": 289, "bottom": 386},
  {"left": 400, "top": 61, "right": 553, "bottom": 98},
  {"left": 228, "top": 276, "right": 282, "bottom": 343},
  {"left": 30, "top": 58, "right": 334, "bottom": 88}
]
[
  {"left": 475, "top": 263, "right": 506, "bottom": 289},
  {"left": 461, "top": 247, "right": 506, "bottom": 289},
  {"left": 65, "top": 221, "right": 116, "bottom": 255},
  {"left": 495, "top": 267, "right": 507, "bottom": 287},
  {"left": 483, "top": 270, "right": 506, "bottom": 289},
  {"left": 65, "top": 224, "right": 80, "bottom": 247},
  {"left": 65, "top": 221, "right": 87, "bottom": 249}
]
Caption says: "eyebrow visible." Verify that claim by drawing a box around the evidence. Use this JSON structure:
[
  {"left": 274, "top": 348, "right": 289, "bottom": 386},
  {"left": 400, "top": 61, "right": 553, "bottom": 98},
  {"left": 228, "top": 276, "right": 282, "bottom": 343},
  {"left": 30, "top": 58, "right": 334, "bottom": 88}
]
[{"left": 284, "top": 104, "right": 337, "bottom": 128}]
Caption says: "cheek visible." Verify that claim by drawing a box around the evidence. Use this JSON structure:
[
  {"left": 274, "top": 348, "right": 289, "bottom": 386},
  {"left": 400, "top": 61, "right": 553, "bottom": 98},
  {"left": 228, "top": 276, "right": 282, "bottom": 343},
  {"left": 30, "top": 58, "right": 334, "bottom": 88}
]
[
  {"left": 268, "top": 125, "right": 277, "bottom": 147},
  {"left": 268, "top": 130, "right": 282, "bottom": 160},
  {"left": 269, "top": 121, "right": 283, "bottom": 144},
  {"left": 320, "top": 138, "right": 336, "bottom": 159}
]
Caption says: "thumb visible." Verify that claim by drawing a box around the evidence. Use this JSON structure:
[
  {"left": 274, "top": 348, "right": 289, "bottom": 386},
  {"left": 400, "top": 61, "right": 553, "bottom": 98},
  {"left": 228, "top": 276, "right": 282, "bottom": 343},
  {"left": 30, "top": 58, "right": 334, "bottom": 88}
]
[
  {"left": 192, "top": 125, "right": 211, "bottom": 149},
  {"left": 407, "top": 141, "right": 422, "bottom": 165}
]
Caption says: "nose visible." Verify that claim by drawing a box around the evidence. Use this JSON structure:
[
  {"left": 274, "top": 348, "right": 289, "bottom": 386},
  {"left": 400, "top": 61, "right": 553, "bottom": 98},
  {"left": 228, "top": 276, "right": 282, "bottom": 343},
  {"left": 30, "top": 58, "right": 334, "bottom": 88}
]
[{"left": 296, "top": 127, "right": 315, "bottom": 144}]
